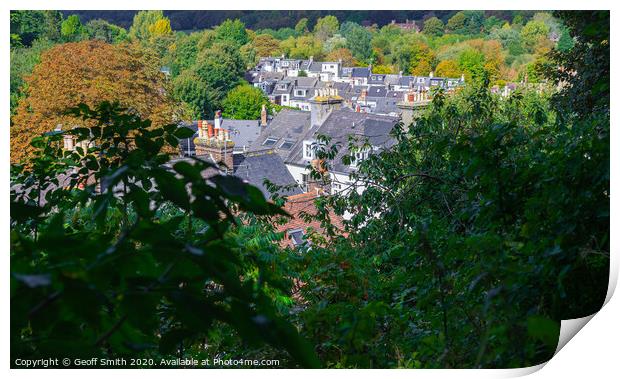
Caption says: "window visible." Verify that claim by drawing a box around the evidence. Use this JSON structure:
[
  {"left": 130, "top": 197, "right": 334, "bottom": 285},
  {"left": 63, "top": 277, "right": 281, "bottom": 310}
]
[
  {"left": 303, "top": 140, "right": 317, "bottom": 160},
  {"left": 288, "top": 229, "right": 305, "bottom": 246},
  {"left": 418, "top": 77, "right": 424, "bottom": 83},
  {"left": 280, "top": 140, "right": 294, "bottom": 150},
  {"left": 295, "top": 89, "right": 305, "bottom": 97},
  {"left": 263, "top": 137, "right": 278, "bottom": 146},
  {"left": 350, "top": 148, "right": 370, "bottom": 167}
]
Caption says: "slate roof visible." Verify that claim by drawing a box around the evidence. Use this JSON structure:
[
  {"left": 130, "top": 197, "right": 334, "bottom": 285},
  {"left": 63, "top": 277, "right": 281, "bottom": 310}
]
[
  {"left": 368, "top": 74, "right": 386, "bottom": 85},
  {"left": 351, "top": 67, "right": 371, "bottom": 78},
  {"left": 287, "top": 108, "right": 399, "bottom": 174},
  {"left": 308, "top": 61, "right": 323, "bottom": 72},
  {"left": 249, "top": 108, "right": 312, "bottom": 162},
  {"left": 233, "top": 151, "right": 303, "bottom": 198},
  {"left": 367, "top": 86, "right": 388, "bottom": 98}
]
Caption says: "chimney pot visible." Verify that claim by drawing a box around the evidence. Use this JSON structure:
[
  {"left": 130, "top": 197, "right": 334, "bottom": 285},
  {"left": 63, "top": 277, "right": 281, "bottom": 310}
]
[{"left": 260, "top": 104, "right": 268, "bottom": 126}]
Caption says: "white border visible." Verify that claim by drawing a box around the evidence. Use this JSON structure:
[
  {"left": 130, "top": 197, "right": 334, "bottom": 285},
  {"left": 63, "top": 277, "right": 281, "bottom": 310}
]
[{"left": 2, "top": 1, "right": 617, "bottom": 378}]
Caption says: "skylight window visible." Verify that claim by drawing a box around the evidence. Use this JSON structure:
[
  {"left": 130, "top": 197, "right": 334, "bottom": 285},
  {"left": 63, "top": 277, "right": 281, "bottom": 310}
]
[
  {"left": 280, "top": 140, "right": 294, "bottom": 150},
  {"left": 263, "top": 137, "right": 278, "bottom": 146}
]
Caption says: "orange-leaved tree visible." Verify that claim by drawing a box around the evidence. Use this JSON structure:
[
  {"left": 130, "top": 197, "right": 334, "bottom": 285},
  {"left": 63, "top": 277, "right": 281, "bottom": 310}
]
[{"left": 10, "top": 40, "right": 183, "bottom": 163}]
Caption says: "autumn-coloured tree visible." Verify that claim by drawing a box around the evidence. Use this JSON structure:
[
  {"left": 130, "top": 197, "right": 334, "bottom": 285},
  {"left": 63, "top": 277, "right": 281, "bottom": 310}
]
[
  {"left": 435, "top": 59, "right": 461, "bottom": 78},
  {"left": 372, "top": 64, "right": 394, "bottom": 74},
  {"left": 10, "top": 40, "right": 182, "bottom": 163},
  {"left": 252, "top": 34, "right": 282, "bottom": 58},
  {"left": 326, "top": 47, "right": 356, "bottom": 66},
  {"left": 148, "top": 18, "right": 172, "bottom": 37}
]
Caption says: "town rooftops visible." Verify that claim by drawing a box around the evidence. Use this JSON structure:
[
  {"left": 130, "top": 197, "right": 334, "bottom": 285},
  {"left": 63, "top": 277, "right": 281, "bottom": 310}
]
[
  {"left": 179, "top": 119, "right": 262, "bottom": 155},
  {"left": 249, "top": 108, "right": 312, "bottom": 162},
  {"left": 287, "top": 108, "right": 400, "bottom": 174}
]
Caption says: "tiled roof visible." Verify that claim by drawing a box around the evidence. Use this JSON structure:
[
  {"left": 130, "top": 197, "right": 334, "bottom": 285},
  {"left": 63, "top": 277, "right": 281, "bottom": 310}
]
[{"left": 276, "top": 191, "right": 346, "bottom": 248}]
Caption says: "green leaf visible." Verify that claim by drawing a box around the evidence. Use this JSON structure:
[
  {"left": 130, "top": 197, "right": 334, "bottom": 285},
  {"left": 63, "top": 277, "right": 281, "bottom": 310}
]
[
  {"left": 173, "top": 126, "right": 197, "bottom": 139},
  {"left": 527, "top": 315, "right": 560, "bottom": 349}
]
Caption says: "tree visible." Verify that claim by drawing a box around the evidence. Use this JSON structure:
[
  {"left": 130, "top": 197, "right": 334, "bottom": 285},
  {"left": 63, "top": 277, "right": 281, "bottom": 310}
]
[
  {"left": 10, "top": 10, "right": 63, "bottom": 47},
  {"left": 326, "top": 48, "right": 356, "bottom": 66},
  {"left": 214, "top": 19, "right": 249, "bottom": 47},
  {"left": 61, "top": 15, "right": 86, "bottom": 42},
  {"left": 408, "top": 41, "right": 436, "bottom": 76},
  {"left": 295, "top": 18, "right": 309, "bottom": 35},
  {"left": 345, "top": 25, "right": 372, "bottom": 60},
  {"left": 86, "top": 19, "right": 129, "bottom": 44},
  {"left": 222, "top": 84, "right": 271, "bottom": 120},
  {"left": 10, "top": 40, "right": 181, "bottom": 163},
  {"left": 520, "top": 20, "right": 550, "bottom": 53},
  {"left": 128, "top": 10, "right": 165, "bottom": 41},
  {"left": 281, "top": 36, "right": 323, "bottom": 59},
  {"left": 556, "top": 27, "right": 574, "bottom": 52},
  {"left": 435, "top": 59, "right": 461, "bottom": 78},
  {"left": 172, "top": 70, "right": 211, "bottom": 119},
  {"left": 372, "top": 65, "right": 393, "bottom": 74},
  {"left": 411, "top": 59, "right": 432, "bottom": 76},
  {"left": 446, "top": 11, "right": 467, "bottom": 34},
  {"left": 458, "top": 48, "right": 486, "bottom": 82},
  {"left": 252, "top": 34, "right": 282, "bottom": 58},
  {"left": 193, "top": 42, "right": 246, "bottom": 112},
  {"left": 165, "top": 32, "right": 201, "bottom": 77},
  {"left": 314, "top": 15, "right": 339, "bottom": 41},
  {"left": 10, "top": 38, "right": 55, "bottom": 114},
  {"left": 423, "top": 17, "right": 445, "bottom": 37},
  {"left": 148, "top": 18, "right": 172, "bottom": 37}
]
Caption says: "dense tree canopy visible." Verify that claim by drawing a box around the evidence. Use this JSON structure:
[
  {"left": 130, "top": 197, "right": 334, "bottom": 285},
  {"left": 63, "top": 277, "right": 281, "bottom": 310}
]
[
  {"left": 222, "top": 84, "right": 271, "bottom": 120},
  {"left": 10, "top": 40, "right": 181, "bottom": 163}
]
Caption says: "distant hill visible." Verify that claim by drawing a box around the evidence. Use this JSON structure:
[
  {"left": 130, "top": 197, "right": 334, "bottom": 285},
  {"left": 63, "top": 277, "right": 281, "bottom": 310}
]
[{"left": 61, "top": 10, "right": 472, "bottom": 31}]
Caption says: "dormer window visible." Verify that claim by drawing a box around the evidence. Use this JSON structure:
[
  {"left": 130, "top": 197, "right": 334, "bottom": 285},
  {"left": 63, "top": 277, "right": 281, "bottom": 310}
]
[
  {"left": 303, "top": 140, "right": 317, "bottom": 160},
  {"left": 349, "top": 147, "right": 370, "bottom": 167},
  {"left": 288, "top": 229, "right": 305, "bottom": 246},
  {"left": 295, "top": 89, "right": 305, "bottom": 97},
  {"left": 418, "top": 77, "right": 424, "bottom": 83}
]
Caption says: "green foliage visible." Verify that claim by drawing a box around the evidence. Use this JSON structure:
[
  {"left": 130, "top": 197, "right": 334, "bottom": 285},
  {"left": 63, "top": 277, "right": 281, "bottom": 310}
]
[
  {"left": 213, "top": 19, "right": 249, "bottom": 47},
  {"left": 10, "top": 38, "right": 55, "bottom": 114},
  {"left": 314, "top": 15, "right": 339, "bottom": 41},
  {"left": 10, "top": 10, "right": 63, "bottom": 47},
  {"left": 172, "top": 70, "right": 211, "bottom": 119},
  {"left": 222, "top": 84, "right": 271, "bottom": 120},
  {"left": 295, "top": 18, "right": 309, "bottom": 35},
  {"left": 292, "top": 11, "right": 608, "bottom": 368},
  {"left": 343, "top": 24, "right": 372, "bottom": 60},
  {"left": 192, "top": 42, "right": 246, "bottom": 115},
  {"left": 129, "top": 10, "right": 166, "bottom": 41},
  {"left": 85, "top": 19, "right": 129, "bottom": 44},
  {"left": 423, "top": 17, "right": 445, "bottom": 37},
  {"left": 520, "top": 20, "right": 550, "bottom": 53},
  {"left": 458, "top": 48, "right": 486, "bottom": 81},
  {"left": 10, "top": 101, "right": 320, "bottom": 368},
  {"left": 61, "top": 15, "right": 86, "bottom": 42}
]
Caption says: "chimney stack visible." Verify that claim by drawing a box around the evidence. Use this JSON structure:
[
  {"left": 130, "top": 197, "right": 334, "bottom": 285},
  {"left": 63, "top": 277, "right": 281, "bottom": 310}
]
[
  {"left": 260, "top": 104, "right": 268, "bottom": 126},
  {"left": 214, "top": 110, "right": 223, "bottom": 130}
]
